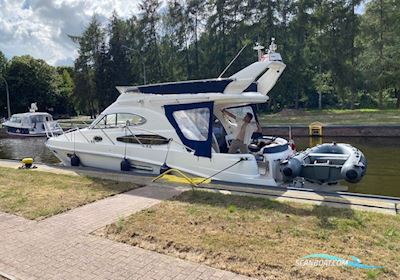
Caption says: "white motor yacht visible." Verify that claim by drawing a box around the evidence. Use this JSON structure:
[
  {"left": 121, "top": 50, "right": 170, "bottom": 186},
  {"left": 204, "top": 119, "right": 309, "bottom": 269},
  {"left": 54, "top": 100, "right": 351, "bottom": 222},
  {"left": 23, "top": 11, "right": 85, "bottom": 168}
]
[
  {"left": 2, "top": 104, "right": 63, "bottom": 137},
  {"left": 46, "top": 39, "right": 366, "bottom": 187}
]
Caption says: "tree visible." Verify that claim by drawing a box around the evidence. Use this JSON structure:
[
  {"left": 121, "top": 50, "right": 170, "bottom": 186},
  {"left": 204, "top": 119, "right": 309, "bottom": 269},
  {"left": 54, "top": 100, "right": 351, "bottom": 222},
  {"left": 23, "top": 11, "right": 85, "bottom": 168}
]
[
  {"left": 0, "top": 51, "right": 8, "bottom": 117},
  {"left": 138, "top": 0, "right": 162, "bottom": 83},
  {"left": 6, "top": 55, "right": 58, "bottom": 113},
  {"left": 70, "top": 15, "right": 105, "bottom": 116},
  {"left": 358, "top": 0, "right": 400, "bottom": 108},
  {"left": 313, "top": 71, "right": 334, "bottom": 109},
  {"left": 53, "top": 67, "right": 75, "bottom": 116}
]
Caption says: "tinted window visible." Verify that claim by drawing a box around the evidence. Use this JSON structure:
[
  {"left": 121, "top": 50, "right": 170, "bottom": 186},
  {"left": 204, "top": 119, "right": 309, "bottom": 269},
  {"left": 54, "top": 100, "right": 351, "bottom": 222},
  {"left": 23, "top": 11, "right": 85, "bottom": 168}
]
[{"left": 117, "top": 134, "right": 169, "bottom": 145}]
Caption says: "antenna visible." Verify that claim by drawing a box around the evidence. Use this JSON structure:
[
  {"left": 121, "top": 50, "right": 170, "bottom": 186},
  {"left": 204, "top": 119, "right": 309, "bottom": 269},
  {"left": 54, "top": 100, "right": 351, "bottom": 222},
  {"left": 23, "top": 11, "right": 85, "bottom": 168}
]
[
  {"left": 218, "top": 44, "right": 248, "bottom": 79},
  {"left": 253, "top": 42, "right": 265, "bottom": 61}
]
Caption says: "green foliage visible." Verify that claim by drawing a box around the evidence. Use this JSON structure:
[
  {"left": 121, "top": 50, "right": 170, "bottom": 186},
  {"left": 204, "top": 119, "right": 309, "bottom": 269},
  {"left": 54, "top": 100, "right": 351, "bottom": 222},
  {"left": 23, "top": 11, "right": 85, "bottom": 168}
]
[
  {"left": 2, "top": 0, "right": 400, "bottom": 117},
  {"left": 6, "top": 55, "right": 58, "bottom": 114}
]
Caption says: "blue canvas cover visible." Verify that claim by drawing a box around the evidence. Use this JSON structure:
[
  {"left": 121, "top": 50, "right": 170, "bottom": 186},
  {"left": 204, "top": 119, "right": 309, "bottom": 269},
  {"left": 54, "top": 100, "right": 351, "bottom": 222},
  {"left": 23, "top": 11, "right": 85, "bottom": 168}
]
[
  {"left": 164, "top": 102, "right": 214, "bottom": 158},
  {"left": 138, "top": 79, "right": 232, "bottom": 94}
]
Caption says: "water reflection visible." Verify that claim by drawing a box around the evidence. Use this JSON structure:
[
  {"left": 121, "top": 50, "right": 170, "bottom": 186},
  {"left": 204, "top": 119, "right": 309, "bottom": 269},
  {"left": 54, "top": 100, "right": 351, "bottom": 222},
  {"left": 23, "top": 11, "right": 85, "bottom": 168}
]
[{"left": 0, "top": 133, "right": 59, "bottom": 164}]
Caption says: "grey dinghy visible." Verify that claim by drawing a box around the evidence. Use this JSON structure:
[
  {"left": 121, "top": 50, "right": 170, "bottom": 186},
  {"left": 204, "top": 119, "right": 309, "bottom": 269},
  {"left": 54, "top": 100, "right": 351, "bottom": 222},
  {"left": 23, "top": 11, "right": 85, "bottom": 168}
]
[{"left": 281, "top": 143, "right": 367, "bottom": 184}]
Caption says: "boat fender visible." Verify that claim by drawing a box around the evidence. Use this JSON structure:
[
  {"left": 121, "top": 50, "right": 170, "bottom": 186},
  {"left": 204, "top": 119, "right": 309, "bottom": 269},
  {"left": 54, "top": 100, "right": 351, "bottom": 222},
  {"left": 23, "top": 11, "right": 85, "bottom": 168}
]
[
  {"left": 70, "top": 154, "right": 80, "bottom": 167},
  {"left": 160, "top": 163, "right": 170, "bottom": 174},
  {"left": 281, "top": 157, "right": 302, "bottom": 181},
  {"left": 120, "top": 158, "right": 131, "bottom": 171}
]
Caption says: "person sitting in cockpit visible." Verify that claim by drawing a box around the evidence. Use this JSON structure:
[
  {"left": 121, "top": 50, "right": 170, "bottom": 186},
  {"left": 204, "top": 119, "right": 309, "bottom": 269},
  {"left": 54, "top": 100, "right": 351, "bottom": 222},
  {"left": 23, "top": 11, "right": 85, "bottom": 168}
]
[{"left": 222, "top": 109, "right": 262, "bottom": 154}]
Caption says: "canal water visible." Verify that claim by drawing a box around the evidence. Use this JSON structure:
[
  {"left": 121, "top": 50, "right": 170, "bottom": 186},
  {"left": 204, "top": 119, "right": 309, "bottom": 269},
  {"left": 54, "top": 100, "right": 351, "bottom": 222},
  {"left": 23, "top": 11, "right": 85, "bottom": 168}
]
[{"left": 0, "top": 133, "right": 399, "bottom": 197}]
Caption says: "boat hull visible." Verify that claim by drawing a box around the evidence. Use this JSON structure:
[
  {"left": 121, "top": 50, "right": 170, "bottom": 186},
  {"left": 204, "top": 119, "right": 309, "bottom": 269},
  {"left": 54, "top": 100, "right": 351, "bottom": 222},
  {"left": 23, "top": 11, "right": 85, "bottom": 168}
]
[
  {"left": 46, "top": 136, "right": 281, "bottom": 187},
  {"left": 3, "top": 125, "right": 63, "bottom": 137}
]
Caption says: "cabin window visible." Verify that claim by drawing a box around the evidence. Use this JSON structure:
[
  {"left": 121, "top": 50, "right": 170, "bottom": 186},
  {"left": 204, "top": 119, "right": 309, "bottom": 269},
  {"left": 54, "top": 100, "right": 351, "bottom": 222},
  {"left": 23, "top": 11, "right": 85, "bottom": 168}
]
[
  {"left": 31, "top": 115, "right": 49, "bottom": 123},
  {"left": 172, "top": 108, "right": 210, "bottom": 141},
  {"left": 117, "top": 113, "right": 146, "bottom": 126},
  {"left": 10, "top": 116, "right": 22, "bottom": 123},
  {"left": 93, "top": 113, "right": 146, "bottom": 129},
  {"left": 116, "top": 134, "right": 169, "bottom": 145}
]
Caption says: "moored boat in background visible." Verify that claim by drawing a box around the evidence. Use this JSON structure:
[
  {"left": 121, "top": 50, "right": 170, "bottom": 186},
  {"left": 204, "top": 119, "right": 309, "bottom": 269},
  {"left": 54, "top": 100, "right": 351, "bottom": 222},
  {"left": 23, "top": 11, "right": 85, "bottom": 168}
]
[{"left": 2, "top": 103, "right": 63, "bottom": 137}]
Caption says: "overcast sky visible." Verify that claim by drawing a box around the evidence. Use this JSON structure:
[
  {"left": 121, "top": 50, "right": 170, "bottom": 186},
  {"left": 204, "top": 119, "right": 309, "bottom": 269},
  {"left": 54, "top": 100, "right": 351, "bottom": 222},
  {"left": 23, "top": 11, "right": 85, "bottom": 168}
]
[
  {"left": 0, "top": 0, "right": 141, "bottom": 66},
  {"left": 0, "top": 0, "right": 365, "bottom": 67}
]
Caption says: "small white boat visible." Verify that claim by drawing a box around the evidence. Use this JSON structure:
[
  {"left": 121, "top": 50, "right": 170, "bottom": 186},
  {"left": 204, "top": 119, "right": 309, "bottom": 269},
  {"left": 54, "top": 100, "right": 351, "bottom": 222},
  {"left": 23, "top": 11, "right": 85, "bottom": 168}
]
[{"left": 2, "top": 108, "right": 63, "bottom": 137}]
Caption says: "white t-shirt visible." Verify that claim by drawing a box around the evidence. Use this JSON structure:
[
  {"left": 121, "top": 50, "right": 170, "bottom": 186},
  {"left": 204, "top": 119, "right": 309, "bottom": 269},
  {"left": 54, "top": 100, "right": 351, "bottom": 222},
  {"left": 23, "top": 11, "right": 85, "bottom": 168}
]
[{"left": 233, "top": 120, "right": 257, "bottom": 145}]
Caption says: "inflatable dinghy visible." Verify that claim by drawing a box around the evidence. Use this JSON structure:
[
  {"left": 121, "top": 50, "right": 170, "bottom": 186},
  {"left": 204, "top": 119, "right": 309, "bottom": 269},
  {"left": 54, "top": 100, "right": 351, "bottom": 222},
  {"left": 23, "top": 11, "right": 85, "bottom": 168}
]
[{"left": 281, "top": 143, "right": 367, "bottom": 184}]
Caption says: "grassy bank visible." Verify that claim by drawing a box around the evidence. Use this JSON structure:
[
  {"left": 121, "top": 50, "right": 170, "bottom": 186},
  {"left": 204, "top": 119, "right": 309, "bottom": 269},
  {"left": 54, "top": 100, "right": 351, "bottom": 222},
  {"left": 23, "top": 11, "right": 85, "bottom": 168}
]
[
  {"left": 0, "top": 167, "right": 140, "bottom": 220},
  {"left": 259, "top": 109, "right": 400, "bottom": 125},
  {"left": 99, "top": 191, "right": 400, "bottom": 280}
]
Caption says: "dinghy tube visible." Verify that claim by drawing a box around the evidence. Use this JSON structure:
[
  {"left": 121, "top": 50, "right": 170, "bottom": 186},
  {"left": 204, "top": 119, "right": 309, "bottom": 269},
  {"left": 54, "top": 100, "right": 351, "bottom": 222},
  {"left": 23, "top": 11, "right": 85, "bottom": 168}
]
[{"left": 281, "top": 143, "right": 367, "bottom": 184}]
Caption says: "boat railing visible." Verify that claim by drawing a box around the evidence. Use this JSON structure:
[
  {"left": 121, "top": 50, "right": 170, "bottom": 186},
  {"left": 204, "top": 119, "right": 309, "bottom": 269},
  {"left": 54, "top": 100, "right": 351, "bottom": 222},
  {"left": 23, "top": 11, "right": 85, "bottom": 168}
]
[
  {"left": 125, "top": 126, "right": 144, "bottom": 147},
  {"left": 100, "top": 128, "right": 115, "bottom": 145},
  {"left": 44, "top": 121, "right": 63, "bottom": 138},
  {"left": 56, "top": 126, "right": 90, "bottom": 144}
]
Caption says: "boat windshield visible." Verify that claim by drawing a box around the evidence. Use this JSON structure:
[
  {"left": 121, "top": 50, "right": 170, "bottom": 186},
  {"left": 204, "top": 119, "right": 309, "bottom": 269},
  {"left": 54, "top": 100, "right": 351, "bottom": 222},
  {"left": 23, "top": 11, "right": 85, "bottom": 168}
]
[
  {"left": 31, "top": 115, "right": 51, "bottom": 122},
  {"left": 9, "top": 116, "right": 22, "bottom": 123}
]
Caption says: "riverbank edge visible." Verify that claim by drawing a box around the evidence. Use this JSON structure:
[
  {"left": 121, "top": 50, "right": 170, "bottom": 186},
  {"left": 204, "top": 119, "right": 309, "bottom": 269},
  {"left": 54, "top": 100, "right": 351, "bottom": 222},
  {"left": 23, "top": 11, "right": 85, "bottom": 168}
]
[
  {"left": 2, "top": 124, "right": 400, "bottom": 137},
  {"left": 261, "top": 124, "right": 400, "bottom": 137}
]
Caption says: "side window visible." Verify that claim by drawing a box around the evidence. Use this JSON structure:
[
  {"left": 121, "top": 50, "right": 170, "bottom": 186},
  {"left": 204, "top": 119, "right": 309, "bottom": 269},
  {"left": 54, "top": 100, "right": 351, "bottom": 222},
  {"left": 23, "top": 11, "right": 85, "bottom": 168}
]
[
  {"left": 117, "top": 113, "right": 146, "bottom": 126},
  {"left": 93, "top": 115, "right": 107, "bottom": 129},
  {"left": 93, "top": 113, "right": 146, "bottom": 129},
  {"left": 105, "top": 114, "right": 117, "bottom": 128},
  {"left": 172, "top": 108, "right": 210, "bottom": 141}
]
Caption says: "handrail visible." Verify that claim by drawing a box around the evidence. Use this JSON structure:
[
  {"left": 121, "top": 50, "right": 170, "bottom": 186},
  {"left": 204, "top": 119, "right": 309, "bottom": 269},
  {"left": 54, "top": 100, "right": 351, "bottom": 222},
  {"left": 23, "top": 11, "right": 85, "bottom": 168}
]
[
  {"left": 100, "top": 128, "right": 115, "bottom": 145},
  {"left": 76, "top": 127, "right": 90, "bottom": 143},
  {"left": 125, "top": 126, "right": 144, "bottom": 147}
]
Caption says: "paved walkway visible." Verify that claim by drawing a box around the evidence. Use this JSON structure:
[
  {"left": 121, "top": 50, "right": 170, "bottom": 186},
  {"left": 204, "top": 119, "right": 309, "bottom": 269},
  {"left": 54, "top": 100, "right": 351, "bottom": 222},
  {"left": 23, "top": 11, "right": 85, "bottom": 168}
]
[{"left": 0, "top": 185, "right": 251, "bottom": 280}]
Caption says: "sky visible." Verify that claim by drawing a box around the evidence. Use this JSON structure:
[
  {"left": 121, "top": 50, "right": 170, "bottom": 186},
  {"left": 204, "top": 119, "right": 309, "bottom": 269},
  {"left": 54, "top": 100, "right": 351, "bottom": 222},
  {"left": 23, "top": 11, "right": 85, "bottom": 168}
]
[
  {"left": 0, "top": 0, "right": 366, "bottom": 67},
  {"left": 0, "top": 0, "right": 141, "bottom": 66}
]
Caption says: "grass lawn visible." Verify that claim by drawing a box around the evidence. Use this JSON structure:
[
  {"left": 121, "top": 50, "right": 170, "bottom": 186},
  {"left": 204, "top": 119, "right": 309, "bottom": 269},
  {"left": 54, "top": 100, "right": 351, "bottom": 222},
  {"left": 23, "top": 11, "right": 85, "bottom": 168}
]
[
  {"left": 98, "top": 191, "right": 400, "bottom": 280},
  {"left": 0, "top": 167, "right": 140, "bottom": 220},
  {"left": 259, "top": 109, "right": 400, "bottom": 125}
]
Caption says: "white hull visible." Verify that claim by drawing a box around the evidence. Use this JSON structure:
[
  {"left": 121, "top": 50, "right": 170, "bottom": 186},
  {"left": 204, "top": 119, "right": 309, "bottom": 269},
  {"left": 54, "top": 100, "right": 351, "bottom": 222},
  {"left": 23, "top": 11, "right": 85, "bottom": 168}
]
[{"left": 47, "top": 130, "right": 292, "bottom": 187}]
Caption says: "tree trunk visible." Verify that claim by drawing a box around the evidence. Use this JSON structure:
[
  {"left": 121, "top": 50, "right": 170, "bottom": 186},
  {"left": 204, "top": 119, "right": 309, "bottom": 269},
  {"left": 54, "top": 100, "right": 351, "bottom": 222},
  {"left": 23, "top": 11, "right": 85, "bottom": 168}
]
[
  {"left": 318, "top": 92, "right": 322, "bottom": 110},
  {"left": 194, "top": 15, "right": 199, "bottom": 77},
  {"left": 396, "top": 88, "right": 400, "bottom": 109},
  {"left": 295, "top": 91, "right": 299, "bottom": 109}
]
